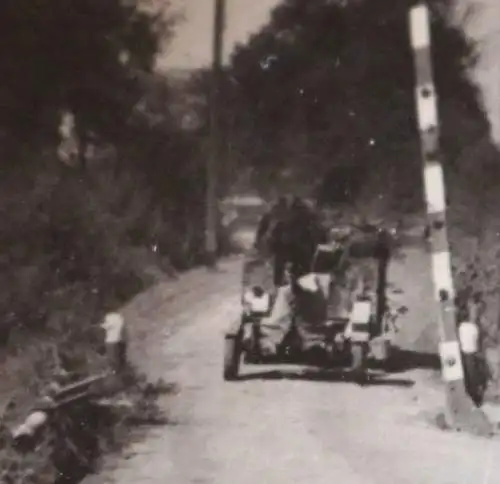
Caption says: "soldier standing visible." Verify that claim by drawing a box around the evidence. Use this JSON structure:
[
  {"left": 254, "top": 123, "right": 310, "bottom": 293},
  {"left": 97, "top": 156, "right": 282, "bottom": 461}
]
[
  {"left": 255, "top": 196, "right": 290, "bottom": 287},
  {"left": 255, "top": 195, "right": 327, "bottom": 288},
  {"left": 457, "top": 300, "right": 487, "bottom": 406}
]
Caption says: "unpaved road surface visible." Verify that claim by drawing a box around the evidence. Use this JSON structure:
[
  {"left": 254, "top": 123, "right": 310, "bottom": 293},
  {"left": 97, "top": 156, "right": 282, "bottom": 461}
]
[{"left": 84, "top": 249, "right": 500, "bottom": 484}]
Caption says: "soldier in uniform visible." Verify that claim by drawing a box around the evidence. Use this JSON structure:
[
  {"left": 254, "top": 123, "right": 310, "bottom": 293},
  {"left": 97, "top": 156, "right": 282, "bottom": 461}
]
[
  {"left": 255, "top": 195, "right": 327, "bottom": 289},
  {"left": 285, "top": 197, "right": 328, "bottom": 285},
  {"left": 457, "top": 299, "right": 488, "bottom": 406},
  {"left": 255, "top": 196, "right": 288, "bottom": 249},
  {"left": 254, "top": 196, "right": 290, "bottom": 287}
]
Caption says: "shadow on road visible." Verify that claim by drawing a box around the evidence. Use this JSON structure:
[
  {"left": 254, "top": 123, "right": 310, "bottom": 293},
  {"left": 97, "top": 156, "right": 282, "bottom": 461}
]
[
  {"left": 236, "top": 368, "right": 415, "bottom": 388},
  {"left": 386, "top": 348, "right": 441, "bottom": 374}
]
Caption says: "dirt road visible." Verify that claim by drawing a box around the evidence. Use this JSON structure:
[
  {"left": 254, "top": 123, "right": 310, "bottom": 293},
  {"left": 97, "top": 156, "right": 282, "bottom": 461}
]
[{"left": 84, "top": 249, "right": 500, "bottom": 484}]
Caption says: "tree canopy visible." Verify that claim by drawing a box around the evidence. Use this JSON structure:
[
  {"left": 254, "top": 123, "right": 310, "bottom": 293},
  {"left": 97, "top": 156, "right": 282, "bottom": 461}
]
[
  {"left": 219, "top": 0, "right": 488, "bottom": 206},
  {"left": 0, "top": 0, "right": 169, "bottom": 153}
]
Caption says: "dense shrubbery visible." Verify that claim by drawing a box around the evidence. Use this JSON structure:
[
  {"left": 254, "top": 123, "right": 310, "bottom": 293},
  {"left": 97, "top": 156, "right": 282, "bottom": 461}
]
[
  {"left": 0, "top": 146, "right": 207, "bottom": 342},
  {"left": 0, "top": 365, "right": 173, "bottom": 484},
  {"left": 0, "top": 129, "right": 215, "bottom": 482},
  {"left": 0, "top": 1, "right": 231, "bottom": 480},
  {"left": 0, "top": 0, "right": 226, "bottom": 343}
]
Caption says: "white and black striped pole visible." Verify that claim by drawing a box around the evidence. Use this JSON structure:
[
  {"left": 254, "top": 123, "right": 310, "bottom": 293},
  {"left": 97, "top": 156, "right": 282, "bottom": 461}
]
[{"left": 409, "top": 3, "right": 491, "bottom": 435}]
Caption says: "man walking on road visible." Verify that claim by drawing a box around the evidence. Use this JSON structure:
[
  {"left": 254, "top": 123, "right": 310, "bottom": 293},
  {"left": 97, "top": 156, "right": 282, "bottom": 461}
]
[{"left": 457, "top": 302, "right": 487, "bottom": 406}]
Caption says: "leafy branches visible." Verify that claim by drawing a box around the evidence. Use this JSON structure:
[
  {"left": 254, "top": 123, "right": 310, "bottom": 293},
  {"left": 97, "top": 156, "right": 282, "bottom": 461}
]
[
  {"left": 0, "top": 0, "right": 167, "bottom": 151},
  {"left": 216, "top": 0, "right": 484, "bottom": 202}
]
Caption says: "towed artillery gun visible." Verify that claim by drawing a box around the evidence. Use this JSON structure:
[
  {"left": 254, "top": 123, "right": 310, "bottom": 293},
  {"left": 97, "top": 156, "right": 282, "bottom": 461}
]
[{"left": 223, "top": 223, "right": 397, "bottom": 381}]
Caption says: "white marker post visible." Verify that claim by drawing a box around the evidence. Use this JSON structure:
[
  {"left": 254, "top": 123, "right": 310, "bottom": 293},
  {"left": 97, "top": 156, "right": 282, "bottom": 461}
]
[
  {"left": 101, "top": 312, "right": 128, "bottom": 378},
  {"left": 409, "top": 3, "right": 491, "bottom": 435}
]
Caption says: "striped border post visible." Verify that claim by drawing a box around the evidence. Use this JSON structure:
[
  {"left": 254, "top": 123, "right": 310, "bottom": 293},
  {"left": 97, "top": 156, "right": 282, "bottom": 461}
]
[{"left": 409, "top": 4, "right": 492, "bottom": 435}]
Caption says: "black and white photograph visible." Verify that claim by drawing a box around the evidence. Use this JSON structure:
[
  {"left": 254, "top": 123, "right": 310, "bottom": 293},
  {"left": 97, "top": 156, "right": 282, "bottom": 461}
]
[{"left": 1, "top": 0, "right": 500, "bottom": 483}]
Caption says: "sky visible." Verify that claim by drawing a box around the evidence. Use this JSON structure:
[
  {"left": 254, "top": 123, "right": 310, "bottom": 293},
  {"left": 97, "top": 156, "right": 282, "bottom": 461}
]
[{"left": 156, "top": 0, "right": 281, "bottom": 71}]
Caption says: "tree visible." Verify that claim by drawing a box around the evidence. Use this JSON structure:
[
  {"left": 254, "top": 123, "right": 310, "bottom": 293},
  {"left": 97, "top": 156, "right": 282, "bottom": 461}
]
[
  {"left": 0, "top": 0, "right": 171, "bottom": 160},
  {"left": 220, "top": 0, "right": 487, "bottom": 205}
]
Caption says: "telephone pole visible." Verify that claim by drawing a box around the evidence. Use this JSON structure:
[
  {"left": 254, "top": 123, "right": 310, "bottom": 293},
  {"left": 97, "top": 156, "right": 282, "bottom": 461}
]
[
  {"left": 205, "top": 0, "right": 226, "bottom": 268},
  {"left": 409, "top": 3, "right": 492, "bottom": 435}
]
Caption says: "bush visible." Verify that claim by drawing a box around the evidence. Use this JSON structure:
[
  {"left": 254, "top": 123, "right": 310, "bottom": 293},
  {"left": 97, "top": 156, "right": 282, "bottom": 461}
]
[
  {"left": 0, "top": 149, "right": 212, "bottom": 482},
  {"left": 448, "top": 150, "right": 500, "bottom": 347},
  {"left": 0, "top": 367, "right": 174, "bottom": 484}
]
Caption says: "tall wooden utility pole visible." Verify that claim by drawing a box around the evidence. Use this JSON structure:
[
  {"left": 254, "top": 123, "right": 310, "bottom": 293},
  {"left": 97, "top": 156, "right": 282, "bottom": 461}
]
[
  {"left": 409, "top": 3, "right": 492, "bottom": 435},
  {"left": 206, "top": 0, "right": 226, "bottom": 268}
]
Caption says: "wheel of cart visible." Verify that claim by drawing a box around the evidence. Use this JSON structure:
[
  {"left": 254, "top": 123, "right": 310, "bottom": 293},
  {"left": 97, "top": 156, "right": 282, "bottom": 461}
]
[
  {"left": 223, "top": 316, "right": 266, "bottom": 380},
  {"left": 344, "top": 227, "right": 392, "bottom": 380},
  {"left": 223, "top": 327, "right": 243, "bottom": 381},
  {"left": 380, "top": 305, "right": 407, "bottom": 372},
  {"left": 350, "top": 342, "right": 368, "bottom": 381},
  {"left": 346, "top": 297, "right": 372, "bottom": 382},
  {"left": 223, "top": 284, "right": 273, "bottom": 381},
  {"left": 242, "top": 317, "right": 262, "bottom": 364}
]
